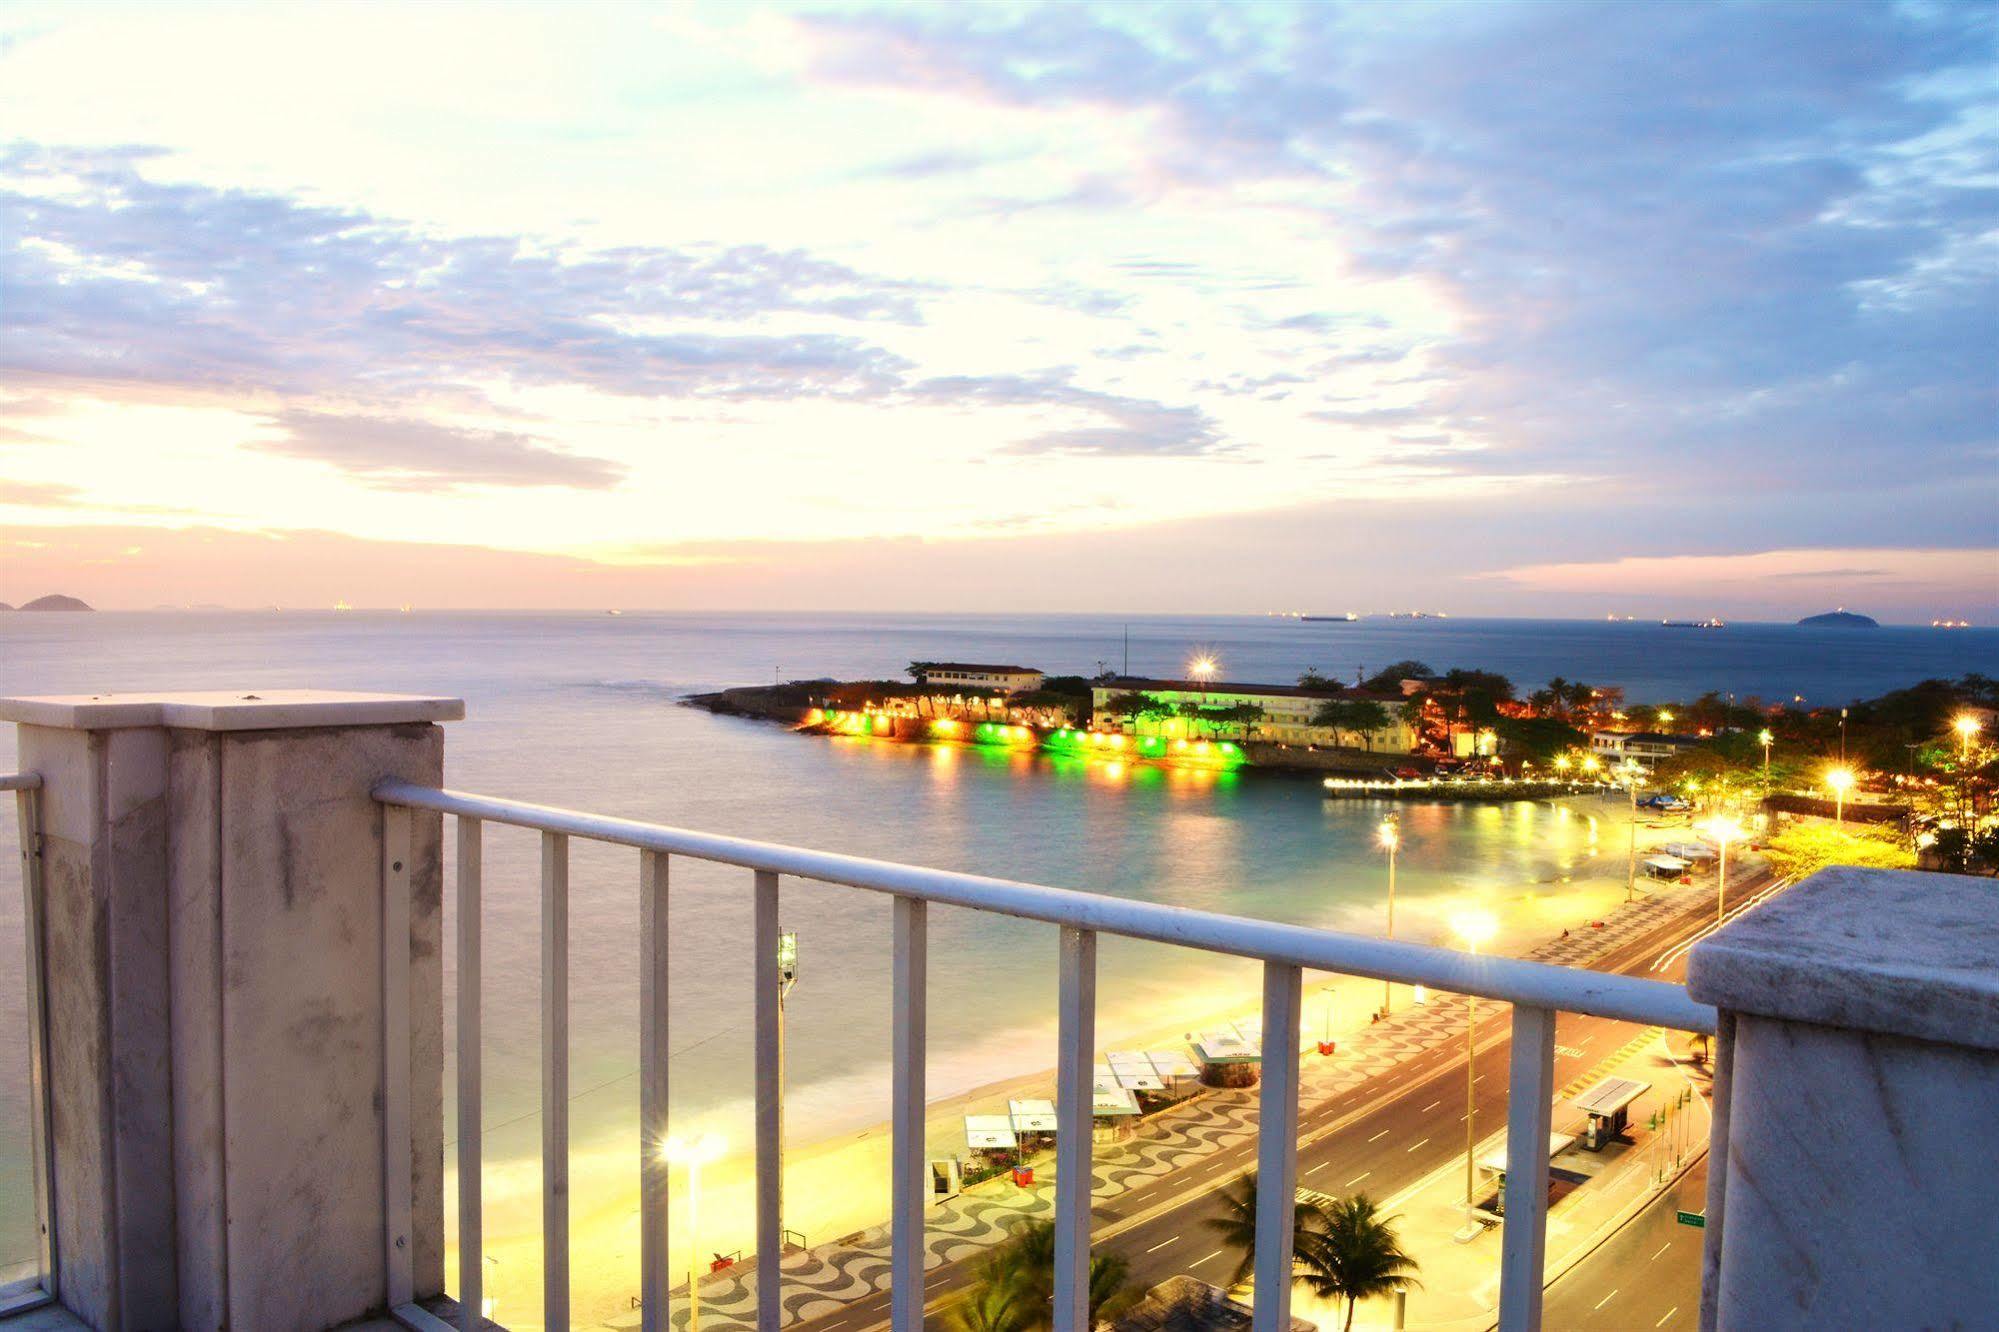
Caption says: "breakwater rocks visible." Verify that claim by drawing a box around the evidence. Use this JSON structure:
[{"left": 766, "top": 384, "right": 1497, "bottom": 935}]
[{"left": 684, "top": 682, "right": 821, "bottom": 724}]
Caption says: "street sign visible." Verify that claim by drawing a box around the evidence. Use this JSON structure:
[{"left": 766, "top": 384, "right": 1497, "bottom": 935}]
[{"left": 1677, "top": 1210, "right": 1706, "bottom": 1228}]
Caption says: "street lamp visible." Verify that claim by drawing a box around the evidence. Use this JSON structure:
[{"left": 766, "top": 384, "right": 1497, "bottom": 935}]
[
  {"left": 1826, "top": 766, "right": 1855, "bottom": 826},
  {"left": 1378, "top": 817, "right": 1400, "bottom": 1015},
  {"left": 663, "top": 1132, "right": 727, "bottom": 1332},
  {"left": 1698, "top": 816, "right": 1743, "bottom": 927},
  {"left": 1758, "top": 729, "right": 1773, "bottom": 788},
  {"left": 1188, "top": 654, "right": 1218, "bottom": 739},
  {"left": 1453, "top": 911, "right": 1498, "bottom": 1207},
  {"left": 1619, "top": 761, "right": 1645, "bottom": 902},
  {"left": 1956, "top": 714, "right": 1982, "bottom": 766}
]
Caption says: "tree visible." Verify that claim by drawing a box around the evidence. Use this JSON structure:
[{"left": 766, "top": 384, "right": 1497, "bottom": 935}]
[
  {"left": 1313, "top": 699, "right": 1392, "bottom": 748},
  {"left": 1361, "top": 660, "right": 1433, "bottom": 694},
  {"left": 1204, "top": 1171, "right": 1328, "bottom": 1289},
  {"left": 1297, "top": 669, "right": 1339, "bottom": 691},
  {"left": 953, "top": 1259, "right": 1030, "bottom": 1332},
  {"left": 1101, "top": 691, "right": 1167, "bottom": 721},
  {"left": 1763, "top": 823, "right": 1915, "bottom": 881},
  {"left": 952, "top": 1219, "right": 1136, "bottom": 1330},
  {"left": 1298, "top": 1194, "right": 1421, "bottom": 1332},
  {"left": 1493, "top": 716, "right": 1586, "bottom": 766},
  {"left": 1441, "top": 668, "right": 1515, "bottom": 702}
]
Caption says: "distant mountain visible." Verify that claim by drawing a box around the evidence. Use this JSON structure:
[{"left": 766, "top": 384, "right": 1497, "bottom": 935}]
[
  {"left": 0, "top": 602, "right": 11, "bottom": 612},
  {"left": 19, "top": 594, "right": 95, "bottom": 612},
  {"left": 1798, "top": 609, "right": 1878, "bottom": 628}
]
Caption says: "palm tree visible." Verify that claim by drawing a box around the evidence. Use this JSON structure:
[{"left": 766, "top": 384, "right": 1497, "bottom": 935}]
[
  {"left": 1297, "top": 1194, "right": 1421, "bottom": 1332},
  {"left": 958, "top": 1219, "right": 1136, "bottom": 1329},
  {"left": 1203, "top": 1171, "right": 1328, "bottom": 1290},
  {"left": 954, "top": 1253, "right": 1032, "bottom": 1332}
]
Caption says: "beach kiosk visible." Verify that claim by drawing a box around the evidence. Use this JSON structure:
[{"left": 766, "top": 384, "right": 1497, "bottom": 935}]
[
  {"left": 1190, "top": 1022, "right": 1262, "bottom": 1085},
  {"left": 1573, "top": 1076, "right": 1651, "bottom": 1151},
  {"left": 1644, "top": 853, "right": 1692, "bottom": 881}
]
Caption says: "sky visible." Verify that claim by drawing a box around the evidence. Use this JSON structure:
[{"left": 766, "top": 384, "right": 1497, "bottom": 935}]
[{"left": 1, "top": 0, "right": 1994, "bottom": 619}]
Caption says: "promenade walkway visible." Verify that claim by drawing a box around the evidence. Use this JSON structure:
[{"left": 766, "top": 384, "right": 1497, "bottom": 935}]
[{"left": 609, "top": 874, "right": 1727, "bottom": 1332}]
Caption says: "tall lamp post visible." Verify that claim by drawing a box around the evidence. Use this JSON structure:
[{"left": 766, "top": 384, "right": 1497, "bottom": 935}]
[
  {"left": 1453, "top": 912, "right": 1497, "bottom": 1207},
  {"left": 1698, "top": 817, "right": 1743, "bottom": 927},
  {"left": 665, "top": 1133, "right": 727, "bottom": 1332},
  {"left": 1619, "top": 761, "right": 1645, "bottom": 902},
  {"left": 1378, "top": 817, "right": 1400, "bottom": 1016},
  {"left": 1826, "top": 766, "right": 1854, "bottom": 826},
  {"left": 1956, "top": 714, "right": 1983, "bottom": 766},
  {"left": 1189, "top": 654, "right": 1217, "bottom": 739},
  {"left": 1757, "top": 728, "right": 1773, "bottom": 789}
]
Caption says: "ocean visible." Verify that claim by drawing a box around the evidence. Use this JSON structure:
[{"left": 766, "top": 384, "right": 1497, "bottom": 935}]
[{"left": 1, "top": 610, "right": 1991, "bottom": 1287}]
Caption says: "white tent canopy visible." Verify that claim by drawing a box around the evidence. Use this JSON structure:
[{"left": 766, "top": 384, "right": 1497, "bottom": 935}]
[
  {"left": 1008, "top": 1099, "right": 1058, "bottom": 1133},
  {"left": 964, "top": 1115, "right": 1017, "bottom": 1150}
]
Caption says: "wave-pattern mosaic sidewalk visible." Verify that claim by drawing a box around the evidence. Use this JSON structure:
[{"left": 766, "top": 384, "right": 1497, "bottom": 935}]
[{"left": 611, "top": 879, "right": 1722, "bottom": 1331}]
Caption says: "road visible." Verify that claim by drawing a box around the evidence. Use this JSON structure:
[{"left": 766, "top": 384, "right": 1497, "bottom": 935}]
[
  {"left": 798, "top": 877, "right": 1756, "bottom": 1332},
  {"left": 1543, "top": 1157, "right": 1707, "bottom": 1330}
]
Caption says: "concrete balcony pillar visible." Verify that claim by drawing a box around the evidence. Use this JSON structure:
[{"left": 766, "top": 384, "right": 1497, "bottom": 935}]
[
  {"left": 1, "top": 691, "right": 463, "bottom": 1332},
  {"left": 1687, "top": 865, "right": 1999, "bottom": 1330}
]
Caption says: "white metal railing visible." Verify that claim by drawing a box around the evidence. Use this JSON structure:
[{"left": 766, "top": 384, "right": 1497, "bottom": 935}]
[
  {"left": 2, "top": 772, "right": 55, "bottom": 1319},
  {"left": 373, "top": 779, "right": 1717, "bottom": 1332}
]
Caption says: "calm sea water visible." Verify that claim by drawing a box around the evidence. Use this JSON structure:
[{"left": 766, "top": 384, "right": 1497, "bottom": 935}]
[{"left": 1, "top": 610, "right": 1991, "bottom": 1274}]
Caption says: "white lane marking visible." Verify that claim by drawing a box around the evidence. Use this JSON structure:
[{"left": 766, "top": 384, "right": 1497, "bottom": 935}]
[
  {"left": 1655, "top": 1307, "right": 1679, "bottom": 1327},
  {"left": 1346, "top": 1171, "right": 1371, "bottom": 1187},
  {"left": 1595, "top": 1289, "right": 1618, "bottom": 1311},
  {"left": 1368, "top": 1130, "right": 1389, "bottom": 1142},
  {"left": 1406, "top": 1137, "right": 1430, "bottom": 1152},
  {"left": 1421, "top": 1100, "right": 1441, "bottom": 1112},
  {"left": 1474, "top": 1074, "right": 1487, "bottom": 1084},
  {"left": 1194, "top": 1249, "right": 1224, "bottom": 1270},
  {"left": 1650, "top": 1241, "right": 1672, "bottom": 1261},
  {"left": 1145, "top": 1236, "right": 1179, "bottom": 1254},
  {"left": 1305, "top": 1161, "right": 1331, "bottom": 1177}
]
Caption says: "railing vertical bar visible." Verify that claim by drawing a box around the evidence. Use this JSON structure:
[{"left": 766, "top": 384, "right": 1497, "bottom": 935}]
[
  {"left": 1498, "top": 1004, "right": 1557, "bottom": 1332},
  {"left": 639, "top": 850, "right": 671, "bottom": 1332},
  {"left": 383, "top": 803, "right": 416, "bottom": 1307},
  {"left": 1698, "top": 1011, "right": 1736, "bottom": 1332},
  {"left": 1052, "top": 926, "right": 1097, "bottom": 1332},
  {"left": 890, "top": 896, "right": 928, "bottom": 1332},
  {"left": 1252, "top": 963, "right": 1303, "bottom": 1332},
  {"left": 753, "top": 869, "right": 783, "bottom": 1332},
  {"left": 456, "top": 817, "right": 483, "bottom": 1332},
  {"left": 542, "top": 831, "right": 571, "bottom": 1329},
  {"left": 16, "top": 783, "right": 57, "bottom": 1302}
]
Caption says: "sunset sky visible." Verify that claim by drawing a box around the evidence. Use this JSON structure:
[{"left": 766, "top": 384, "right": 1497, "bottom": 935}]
[{"left": 2, "top": 1, "right": 1994, "bottom": 618}]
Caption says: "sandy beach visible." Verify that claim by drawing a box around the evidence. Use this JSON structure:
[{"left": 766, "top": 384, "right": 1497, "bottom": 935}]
[{"left": 446, "top": 794, "right": 1707, "bottom": 1329}]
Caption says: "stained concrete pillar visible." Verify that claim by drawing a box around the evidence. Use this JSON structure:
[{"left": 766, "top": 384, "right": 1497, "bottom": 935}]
[
  {"left": 1687, "top": 865, "right": 1999, "bottom": 1330},
  {"left": 0, "top": 691, "right": 462, "bottom": 1332}
]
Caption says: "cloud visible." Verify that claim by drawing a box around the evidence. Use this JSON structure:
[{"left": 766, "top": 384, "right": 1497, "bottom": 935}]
[
  {"left": 787, "top": 1, "right": 1999, "bottom": 515},
  {"left": 0, "top": 144, "right": 1226, "bottom": 464},
  {"left": 909, "top": 374, "right": 1225, "bottom": 456},
  {"left": 256, "top": 411, "right": 628, "bottom": 491},
  {"left": 0, "top": 479, "right": 84, "bottom": 506},
  {"left": 0, "top": 144, "right": 922, "bottom": 409}
]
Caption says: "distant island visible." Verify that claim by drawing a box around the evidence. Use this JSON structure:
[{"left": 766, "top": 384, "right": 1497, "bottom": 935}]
[
  {"left": 9, "top": 594, "right": 96, "bottom": 612},
  {"left": 1798, "top": 609, "right": 1878, "bottom": 628}
]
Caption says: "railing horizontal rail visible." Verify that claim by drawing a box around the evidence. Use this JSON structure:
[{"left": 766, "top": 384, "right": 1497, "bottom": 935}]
[
  {"left": 0, "top": 772, "right": 42, "bottom": 791},
  {"left": 374, "top": 779, "right": 1714, "bottom": 1032}
]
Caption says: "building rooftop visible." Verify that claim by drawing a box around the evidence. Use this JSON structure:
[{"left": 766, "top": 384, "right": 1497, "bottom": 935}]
[
  {"left": 1098, "top": 675, "right": 1402, "bottom": 703},
  {"left": 911, "top": 662, "right": 1042, "bottom": 674}
]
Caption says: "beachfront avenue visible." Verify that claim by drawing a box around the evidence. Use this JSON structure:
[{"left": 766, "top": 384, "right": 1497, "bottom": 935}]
[{"left": 703, "top": 866, "right": 1761, "bottom": 1332}]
